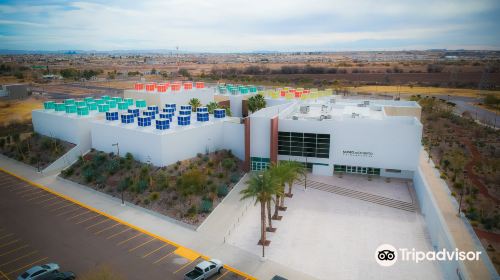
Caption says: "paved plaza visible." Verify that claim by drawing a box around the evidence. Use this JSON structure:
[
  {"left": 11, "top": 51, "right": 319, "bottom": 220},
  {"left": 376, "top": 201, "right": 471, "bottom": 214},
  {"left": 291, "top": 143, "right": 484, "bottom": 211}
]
[{"left": 228, "top": 174, "right": 443, "bottom": 280}]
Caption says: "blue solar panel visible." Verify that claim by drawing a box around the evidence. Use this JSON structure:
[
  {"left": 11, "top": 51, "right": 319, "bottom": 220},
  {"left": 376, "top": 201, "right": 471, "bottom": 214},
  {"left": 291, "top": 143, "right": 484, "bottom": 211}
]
[
  {"left": 138, "top": 116, "right": 152, "bottom": 127},
  {"left": 106, "top": 111, "right": 119, "bottom": 121},
  {"left": 179, "top": 110, "right": 191, "bottom": 116},
  {"left": 177, "top": 115, "right": 191, "bottom": 126},
  {"left": 156, "top": 119, "right": 170, "bottom": 130},
  {"left": 162, "top": 107, "right": 175, "bottom": 114},
  {"left": 159, "top": 113, "right": 173, "bottom": 121},
  {"left": 196, "top": 107, "right": 208, "bottom": 113},
  {"left": 121, "top": 113, "right": 134, "bottom": 124},
  {"left": 197, "top": 112, "right": 209, "bottom": 122},
  {"left": 214, "top": 109, "right": 226, "bottom": 118},
  {"left": 143, "top": 110, "right": 156, "bottom": 119},
  {"left": 147, "top": 105, "right": 159, "bottom": 114},
  {"left": 128, "top": 108, "right": 140, "bottom": 117},
  {"left": 180, "top": 105, "right": 191, "bottom": 111}
]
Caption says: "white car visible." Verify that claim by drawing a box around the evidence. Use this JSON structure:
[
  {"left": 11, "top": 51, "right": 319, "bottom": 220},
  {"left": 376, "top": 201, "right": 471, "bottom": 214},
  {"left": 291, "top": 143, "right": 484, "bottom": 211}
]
[
  {"left": 17, "top": 263, "right": 60, "bottom": 280},
  {"left": 184, "top": 259, "right": 223, "bottom": 280}
]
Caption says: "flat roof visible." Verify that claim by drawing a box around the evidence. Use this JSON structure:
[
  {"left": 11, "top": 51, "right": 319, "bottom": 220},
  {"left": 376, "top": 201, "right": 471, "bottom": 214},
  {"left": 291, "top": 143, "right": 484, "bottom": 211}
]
[{"left": 280, "top": 97, "right": 420, "bottom": 121}]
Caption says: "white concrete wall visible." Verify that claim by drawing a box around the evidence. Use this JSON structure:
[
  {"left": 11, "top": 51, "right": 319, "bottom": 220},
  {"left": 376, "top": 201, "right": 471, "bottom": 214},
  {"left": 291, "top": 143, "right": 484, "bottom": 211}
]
[
  {"left": 91, "top": 119, "right": 243, "bottom": 167},
  {"left": 250, "top": 116, "right": 271, "bottom": 159},
  {"left": 276, "top": 116, "right": 422, "bottom": 174},
  {"left": 228, "top": 95, "right": 244, "bottom": 118},
  {"left": 222, "top": 121, "right": 245, "bottom": 160},
  {"left": 124, "top": 88, "right": 215, "bottom": 108},
  {"left": 32, "top": 110, "right": 95, "bottom": 145}
]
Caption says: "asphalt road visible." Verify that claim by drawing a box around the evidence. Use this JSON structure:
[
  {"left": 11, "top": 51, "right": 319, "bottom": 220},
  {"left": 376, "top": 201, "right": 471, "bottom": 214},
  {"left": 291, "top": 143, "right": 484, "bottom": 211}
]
[{"left": 0, "top": 171, "right": 246, "bottom": 280}]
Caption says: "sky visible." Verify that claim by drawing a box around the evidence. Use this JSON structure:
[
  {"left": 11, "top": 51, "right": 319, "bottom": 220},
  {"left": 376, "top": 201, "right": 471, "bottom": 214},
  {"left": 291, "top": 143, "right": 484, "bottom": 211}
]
[{"left": 0, "top": 0, "right": 500, "bottom": 52}]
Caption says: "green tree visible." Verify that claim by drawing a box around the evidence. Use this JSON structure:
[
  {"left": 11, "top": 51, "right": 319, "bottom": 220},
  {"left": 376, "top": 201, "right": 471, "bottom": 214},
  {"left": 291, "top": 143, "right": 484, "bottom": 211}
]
[
  {"left": 188, "top": 98, "right": 202, "bottom": 112},
  {"left": 207, "top": 102, "right": 219, "bottom": 114},
  {"left": 221, "top": 158, "right": 235, "bottom": 177},
  {"left": 240, "top": 170, "right": 280, "bottom": 257},
  {"left": 283, "top": 161, "right": 306, "bottom": 197},
  {"left": 247, "top": 94, "right": 266, "bottom": 113},
  {"left": 269, "top": 163, "right": 290, "bottom": 219}
]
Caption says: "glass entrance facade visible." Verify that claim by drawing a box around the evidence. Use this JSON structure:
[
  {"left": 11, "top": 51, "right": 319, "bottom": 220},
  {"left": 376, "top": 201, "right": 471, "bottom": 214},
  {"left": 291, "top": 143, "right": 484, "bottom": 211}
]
[
  {"left": 278, "top": 131, "right": 330, "bottom": 158},
  {"left": 334, "top": 165, "right": 380, "bottom": 175}
]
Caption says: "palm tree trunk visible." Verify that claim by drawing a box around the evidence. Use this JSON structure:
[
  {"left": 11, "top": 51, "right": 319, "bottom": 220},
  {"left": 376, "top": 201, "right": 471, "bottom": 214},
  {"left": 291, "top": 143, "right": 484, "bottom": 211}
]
[
  {"left": 272, "top": 194, "right": 281, "bottom": 220},
  {"left": 287, "top": 180, "right": 294, "bottom": 196},
  {"left": 260, "top": 200, "right": 266, "bottom": 257},
  {"left": 266, "top": 200, "right": 275, "bottom": 232}
]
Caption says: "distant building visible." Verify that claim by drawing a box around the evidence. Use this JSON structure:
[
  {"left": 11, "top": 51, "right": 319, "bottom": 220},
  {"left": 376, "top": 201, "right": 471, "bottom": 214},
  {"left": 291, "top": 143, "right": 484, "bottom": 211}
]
[
  {"left": 42, "top": 74, "right": 63, "bottom": 80},
  {"left": 0, "top": 84, "right": 31, "bottom": 100}
]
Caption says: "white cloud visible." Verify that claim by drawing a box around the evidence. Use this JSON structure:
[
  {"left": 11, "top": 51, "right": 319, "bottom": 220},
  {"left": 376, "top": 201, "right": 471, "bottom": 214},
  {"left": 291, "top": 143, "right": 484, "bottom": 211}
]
[{"left": 0, "top": 0, "right": 498, "bottom": 50}]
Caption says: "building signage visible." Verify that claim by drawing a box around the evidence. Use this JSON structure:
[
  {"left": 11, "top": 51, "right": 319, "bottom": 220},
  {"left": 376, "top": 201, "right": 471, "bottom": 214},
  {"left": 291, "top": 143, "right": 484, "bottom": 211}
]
[{"left": 342, "top": 150, "right": 374, "bottom": 157}]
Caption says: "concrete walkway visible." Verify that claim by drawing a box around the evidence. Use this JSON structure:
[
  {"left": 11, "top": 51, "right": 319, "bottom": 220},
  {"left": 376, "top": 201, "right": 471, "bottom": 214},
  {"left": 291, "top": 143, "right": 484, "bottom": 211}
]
[{"left": 0, "top": 154, "right": 317, "bottom": 280}]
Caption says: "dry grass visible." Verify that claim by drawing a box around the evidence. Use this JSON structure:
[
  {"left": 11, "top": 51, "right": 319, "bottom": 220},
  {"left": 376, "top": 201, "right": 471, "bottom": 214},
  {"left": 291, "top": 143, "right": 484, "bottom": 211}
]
[
  {"left": 0, "top": 98, "right": 42, "bottom": 126},
  {"left": 347, "top": 85, "right": 500, "bottom": 98}
]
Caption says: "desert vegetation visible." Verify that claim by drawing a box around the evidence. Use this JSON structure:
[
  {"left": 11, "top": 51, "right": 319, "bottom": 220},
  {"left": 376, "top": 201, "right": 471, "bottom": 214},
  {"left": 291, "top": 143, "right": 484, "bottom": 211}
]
[{"left": 61, "top": 149, "right": 244, "bottom": 226}]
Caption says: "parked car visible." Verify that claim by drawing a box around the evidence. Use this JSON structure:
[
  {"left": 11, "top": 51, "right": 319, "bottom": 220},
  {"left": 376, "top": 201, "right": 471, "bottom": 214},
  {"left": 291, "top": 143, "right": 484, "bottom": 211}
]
[
  {"left": 184, "top": 259, "right": 223, "bottom": 280},
  {"left": 17, "top": 263, "right": 60, "bottom": 280},
  {"left": 37, "top": 271, "right": 76, "bottom": 280}
]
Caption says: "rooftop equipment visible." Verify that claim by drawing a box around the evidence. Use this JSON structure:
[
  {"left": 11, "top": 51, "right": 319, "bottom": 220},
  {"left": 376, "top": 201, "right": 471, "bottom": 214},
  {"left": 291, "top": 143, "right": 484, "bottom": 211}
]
[
  {"left": 177, "top": 115, "right": 191, "bottom": 126},
  {"left": 197, "top": 112, "right": 209, "bottom": 122},
  {"left": 214, "top": 109, "right": 226, "bottom": 119},
  {"left": 84, "top": 97, "right": 94, "bottom": 103},
  {"left": 64, "top": 99, "right": 75, "bottom": 105},
  {"left": 101, "top": 95, "right": 110, "bottom": 101},
  {"left": 183, "top": 82, "right": 193, "bottom": 90},
  {"left": 121, "top": 113, "right": 134, "bottom": 124},
  {"left": 196, "top": 107, "right": 208, "bottom": 113},
  {"left": 145, "top": 83, "right": 155, "bottom": 92},
  {"left": 147, "top": 105, "right": 159, "bottom": 114},
  {"left": 180, "top": 105, "right": 192, "bottom": 111},
  {"left": 179, "top": 109, "right": 191, "bottom": 116},
  {"left": 162, "top": 107, "right": 175, "bottom": 114},
  {"left": 105, "top": 111, "right": 118, "bottom": 121},
  {"left": 138, "top": 116, "right": 152, "bottom": 127},
  {"left": 157, "top": 84, "right": 167, "bottom": 92},
  {"left": 135, "top": 99, "right": 146, "bottom": 108},
  {"left": 165, "top": 103, "right": 176, "bottom": 111},
  {"left": 117, "top": 102, "right": 129, "bottom": 111},
  {"left": 98, "top": 104, "right": 110, "bottom": 113},
  {"left": 124, "top": 98, "right": 134, "bottom": 106},
  {"left": 300, "top": 105, "right": 310, "bottom": 114},
  {"left": 134, "top": 83, "right": 144, "bottom": 91},
  {"left": 87, "top": 102, "right": 98, "bottom": 111},
  {"left": 106, "top": 100, "right": 117, "bottom": 109},
  {"left": 195, "top": 82, "right": 204, "bottom": 89},
  {"left": 128, "top": 108, "right": 140, "bottom": 117},
  {"left": 65, "top": 104, "right": 77, "bottom": 114},
  {"left": 75, "top": 101, "right": 86, "bottom": 107},
  {"left": 77, "top": 106, "right": 89, "bottom": 116},
  {"left": 112, "top": 97, "right": 122, "bottom": 103},
  {"left": 143, "top": 110, "right": 156, "bottom": 119},
  {"left": 55, "top": 103, "right": 65, "bottom": 112},
  {"left": 95, "top": 99, "right": 105, "bottom": 105},
  {"left": 159, "top": 112, "right": 173, "bottom": 121},
  {"left": 156, "top": 119, "right": 170, "bottom": 130},
  {"left": 44, "top": 101, "right": 55, "bottom": 110}
]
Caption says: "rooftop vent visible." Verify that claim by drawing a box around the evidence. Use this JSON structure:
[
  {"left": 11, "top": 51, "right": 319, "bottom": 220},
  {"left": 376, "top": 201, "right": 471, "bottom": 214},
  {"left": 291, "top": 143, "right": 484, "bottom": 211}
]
[
  {"left": 156, "top": 119, "right": 170, "bottom": 130},
  {"left": 299, "top": 105, "right": 310, "bottom": 114},
  {"left": 292, "top": 116, "right": 299, "bottom": 120},
  {"left": 214, "top": 108, "right": 226, "bottom": 119}
]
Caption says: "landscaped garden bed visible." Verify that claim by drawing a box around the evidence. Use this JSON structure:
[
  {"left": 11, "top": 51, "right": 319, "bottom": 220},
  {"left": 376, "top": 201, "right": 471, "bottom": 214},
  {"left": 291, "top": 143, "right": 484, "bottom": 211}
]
[
  {"left": 60, "top": 149, "right": 245, "bottom": 226},
  {"left": 0, "top": 123, "right": 75, "bottom": 169}
]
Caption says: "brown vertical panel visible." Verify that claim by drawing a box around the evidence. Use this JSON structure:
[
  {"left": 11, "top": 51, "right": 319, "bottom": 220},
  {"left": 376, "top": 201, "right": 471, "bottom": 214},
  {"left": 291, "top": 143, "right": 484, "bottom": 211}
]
[
  {"left": 242, "top": 99, "right": 249, "bottom": 117},
  {"left": 244, "top": 117, "right": 251, "bottom": 172},
  {"left": 270, "top": 117, "right": 278, "bottom": 164}
]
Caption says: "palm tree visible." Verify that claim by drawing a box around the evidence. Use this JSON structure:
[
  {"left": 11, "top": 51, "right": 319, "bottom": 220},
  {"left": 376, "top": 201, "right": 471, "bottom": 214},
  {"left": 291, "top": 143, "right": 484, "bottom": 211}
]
[
  {"left": 269, "top": 163, "right": 289, "bottom": 220},
  {"left": 188, "top": 98, "right": 202, "bottom": 112},
  {"left": 207, "top": 101, "right": 219, "bottom": 114},
  {"left": 283, "top": 161, "right": 305, "bottom": 198},
  {"left": 247, "top": 94, "right": 266, "bottom": 113},
  {"left": 240, "top": 170, "right": 279, "bottom": 257}
]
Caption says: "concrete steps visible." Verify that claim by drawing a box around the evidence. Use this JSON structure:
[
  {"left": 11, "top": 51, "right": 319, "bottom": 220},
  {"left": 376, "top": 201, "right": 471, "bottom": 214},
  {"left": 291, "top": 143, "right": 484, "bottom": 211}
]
[{"left": 297, "top": 179, "right": 416, "bottom": 212}]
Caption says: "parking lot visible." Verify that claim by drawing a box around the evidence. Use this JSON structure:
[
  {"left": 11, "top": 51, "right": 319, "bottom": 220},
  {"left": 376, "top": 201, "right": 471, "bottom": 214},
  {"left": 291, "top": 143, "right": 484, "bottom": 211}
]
[{"left": 0, "top": 171, "right": 248, "bottom": 280}]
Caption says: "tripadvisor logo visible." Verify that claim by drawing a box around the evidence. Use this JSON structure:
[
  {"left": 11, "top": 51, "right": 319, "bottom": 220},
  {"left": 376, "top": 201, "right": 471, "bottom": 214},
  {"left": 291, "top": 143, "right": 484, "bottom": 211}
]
[{"left": 375, "top": 244, "right": 482, "bottom": 267}]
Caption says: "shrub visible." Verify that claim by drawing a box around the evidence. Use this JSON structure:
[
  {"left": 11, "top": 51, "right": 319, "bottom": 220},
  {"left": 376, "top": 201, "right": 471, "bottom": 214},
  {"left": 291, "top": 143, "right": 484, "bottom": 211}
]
[
  {"left": 106, "top": 159, "right": 120, "bottom": 175},
  {"left": 118, "top": 177, "right": 131, "bottom": 192},
  {"left": 135, "top": 179, "right": 148, "bottom": 193},
  {"left": 125, "top": 152, "right": 134, "bottom": 161},
  {"left": 0, "top": 138, "right": 5, "bottom": 148},
  {"left": 217, "top": 185, "right": 229, "bottom": 197},
  {"left": 230, "top": 174, "right": 240, "bottom": 183},
  {"left": 203, "top": 156, "right": 209, "bottom": 162},
  {"left": 197, "top": 153, "right": 203, "bottom": 158},
  {"left": 83, "top": 167, "right": 95, "bottom": 182},
  {"left": 149, "top": 192, "right": 160, "bottom": 201},
  {"left": 199, "top": 199, "right": 213, "bottom": 213},
  {"left": 143, "top": 199, "right": 150, "bottom": 205},
  {"left": 187, "top": 205, "right": 197, "bottom": 217},
  {"left": 217, "top": 173, "right": 224, "bottom": 179},
  {"left": 62, "top": 167, "right": 74, "bottom": 177}
]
